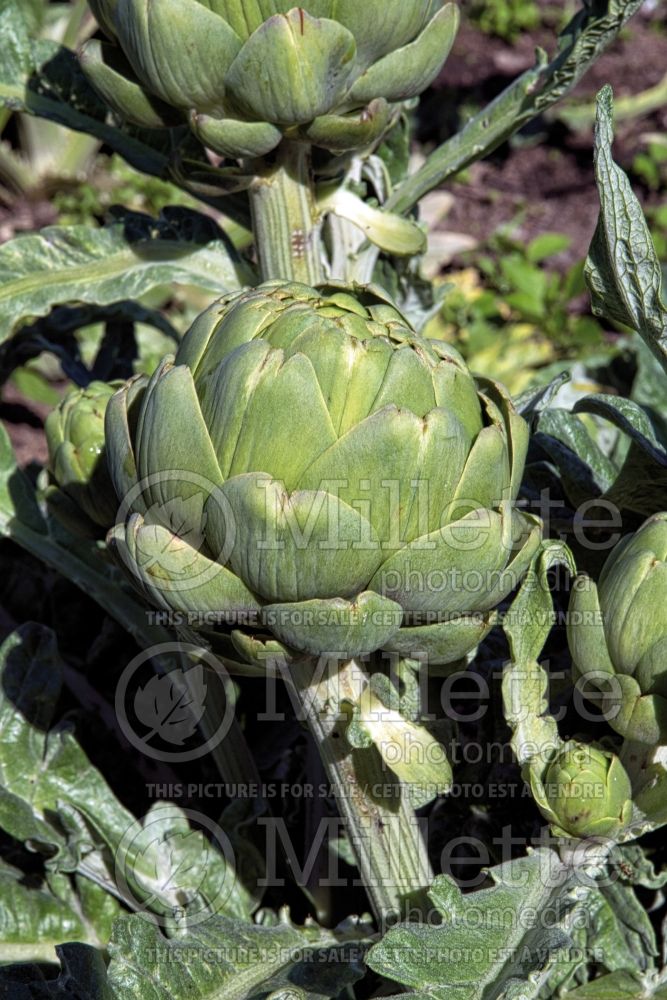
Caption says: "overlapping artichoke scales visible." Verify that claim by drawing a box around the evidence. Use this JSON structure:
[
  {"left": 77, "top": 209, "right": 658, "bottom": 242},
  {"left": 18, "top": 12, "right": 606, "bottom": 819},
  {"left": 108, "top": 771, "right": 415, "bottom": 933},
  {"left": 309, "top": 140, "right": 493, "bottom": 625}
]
[
  {"left": 528, "top": 741, "right": 632, "bottom": 840},
  {"left": 83, "top": 0, "right": 459, "bottom": 155},
  {"left": 106, "top": 281, "right": 540, "bottom": 661},
  {"left": 45, "top": 380, "right": 121, "bottom": 533},
  {"left": 568, "top": 512, "right": 667, "bottom": 745}
]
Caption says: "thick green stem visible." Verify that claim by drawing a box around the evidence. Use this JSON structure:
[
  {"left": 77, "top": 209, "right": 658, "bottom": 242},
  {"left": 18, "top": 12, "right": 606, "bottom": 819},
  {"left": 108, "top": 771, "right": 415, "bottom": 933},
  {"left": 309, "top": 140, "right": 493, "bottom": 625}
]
[
  {"left": 286, "top": 657, "right": 434, "bottom": 927},
  {"left": 249, "top": 140, "right": 323, "bottom": 284}
]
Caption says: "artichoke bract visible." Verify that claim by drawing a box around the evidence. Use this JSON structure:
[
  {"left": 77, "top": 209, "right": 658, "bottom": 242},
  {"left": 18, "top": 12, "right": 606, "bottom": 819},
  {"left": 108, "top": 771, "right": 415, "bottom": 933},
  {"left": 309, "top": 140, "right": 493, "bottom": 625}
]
[
  {"left": 528, "top": 741, "right": 632, "bottom": 840},
  {"left": 105, "top": 281, "right": 540, "bottom": 662},
  {"left": 45, "top": 380, "right": 120, "bottom": 536},
  {"left": 568, "top": 513, "right": 667, "bottom": 745},
  {"left": 82, "top": 0, "right": 459, "bottom": 155}
]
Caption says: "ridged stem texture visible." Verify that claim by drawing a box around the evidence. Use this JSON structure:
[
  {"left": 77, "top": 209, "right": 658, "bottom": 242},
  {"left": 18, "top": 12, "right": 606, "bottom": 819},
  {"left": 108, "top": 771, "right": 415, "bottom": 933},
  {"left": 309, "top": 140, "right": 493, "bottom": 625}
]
[
  {"left": 286, "top": 656, "right": 434, "bottom": 926},
  {"left": 249, "top": 140, "right": 324, "bottom": 284}
]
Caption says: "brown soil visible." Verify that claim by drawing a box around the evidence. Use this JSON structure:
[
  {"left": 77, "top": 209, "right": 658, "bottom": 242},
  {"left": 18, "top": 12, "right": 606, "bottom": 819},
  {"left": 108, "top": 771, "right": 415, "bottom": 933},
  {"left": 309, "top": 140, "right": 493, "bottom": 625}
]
[
  {"left": 0, "top": 196, "right": 57, "bottom": 244},
  {"left": 430, "top": 7, "right": 667, "bottom": 267}
]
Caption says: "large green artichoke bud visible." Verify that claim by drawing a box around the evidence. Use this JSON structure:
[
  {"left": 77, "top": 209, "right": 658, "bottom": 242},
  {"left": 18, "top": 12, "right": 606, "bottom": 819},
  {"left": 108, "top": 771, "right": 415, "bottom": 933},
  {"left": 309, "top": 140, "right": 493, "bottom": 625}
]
[
  {"left": 45, "top": 381, "right": 120, "bottom": 536},
  {"left": 82, "top": 1, "right": 459, "bottom": 156},
  {"left": 568, "top": 513, "right": 667, "bottom": 745},
  {"left": 105, "top": 281, "right": 540, "bottom": 663},
  {"left": 527, "top": 741, "right": 632, "bottom": 840}
]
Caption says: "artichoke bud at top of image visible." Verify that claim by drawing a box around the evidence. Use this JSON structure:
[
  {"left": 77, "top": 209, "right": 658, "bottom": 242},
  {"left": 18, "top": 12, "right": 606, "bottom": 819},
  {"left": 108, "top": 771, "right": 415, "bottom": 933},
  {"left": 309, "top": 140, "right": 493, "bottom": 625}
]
[
  {"left": 82, "top": 0, "right": 460, "bottom": 156},
  {"left": 527, "top": 741, "right": 633, "bottom": 841},
  {"left": 44, "top": 380, "right": 122, "bottom": 537},
  {"left": 105, "top": 280, "right": 541, "bottom": 666},
  {"left": 568, "top": 513, "right": 667, "bottom": 745}
]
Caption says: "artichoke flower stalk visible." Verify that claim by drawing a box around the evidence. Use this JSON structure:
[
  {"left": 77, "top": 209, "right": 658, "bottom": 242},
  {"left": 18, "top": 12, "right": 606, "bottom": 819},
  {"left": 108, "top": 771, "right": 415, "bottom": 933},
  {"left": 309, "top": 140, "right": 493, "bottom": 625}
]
[
  {"left": 82, "top": 0, "right": 460, "bottom": 281},
  {"left": 249, "top": 139, "right": 324, "bottom": 285},
  {"left": 105, "top": 281, "right": 541, "bottom": 919}
]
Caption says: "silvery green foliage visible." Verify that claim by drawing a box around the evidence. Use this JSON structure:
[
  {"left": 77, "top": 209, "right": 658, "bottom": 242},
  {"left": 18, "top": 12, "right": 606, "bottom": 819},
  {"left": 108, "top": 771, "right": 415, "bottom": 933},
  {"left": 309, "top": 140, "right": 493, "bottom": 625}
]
[
  {"left": 0, "top": 208, "right": 253, "bottom": 346},
  {"left": 585, "top": 86, "right": 667, "bottom": 375}
]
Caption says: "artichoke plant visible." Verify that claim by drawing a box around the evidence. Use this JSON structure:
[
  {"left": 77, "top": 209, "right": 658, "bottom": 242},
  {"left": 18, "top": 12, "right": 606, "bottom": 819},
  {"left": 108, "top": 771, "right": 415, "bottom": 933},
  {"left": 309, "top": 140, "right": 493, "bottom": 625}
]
[
  {"left": 568, "top": 513, "right": 667, "bottom": 745},
  {"left": 527, "top": 741, "right": 632, "bottom": 840},
  {"left": 81, "top": 1, "right": 459, "bottom": 156},
  {"left": 44, "top": 380, "right": 120, "bottom": 537},
  {"left": 105, "top": 281, "right": 540, "bottom": 665}
]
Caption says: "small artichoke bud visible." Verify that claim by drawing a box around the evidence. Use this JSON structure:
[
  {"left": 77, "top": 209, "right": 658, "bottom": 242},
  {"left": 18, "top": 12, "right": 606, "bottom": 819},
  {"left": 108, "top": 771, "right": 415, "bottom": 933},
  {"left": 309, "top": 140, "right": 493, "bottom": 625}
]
[
  {"left": 528, "top": 741, "right": 632, "bottom": 840},
  {"left": 45, "top": 381, "right": 120, "bottom": 536},
  {"left": 568, "top": 513, "right": 667, "bottom": 744}
]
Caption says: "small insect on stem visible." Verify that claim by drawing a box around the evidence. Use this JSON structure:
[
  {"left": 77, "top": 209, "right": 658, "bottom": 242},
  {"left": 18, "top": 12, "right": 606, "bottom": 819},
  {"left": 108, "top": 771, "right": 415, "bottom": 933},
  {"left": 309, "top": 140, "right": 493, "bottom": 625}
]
[
  {"left": 292, "top": 229, "right": 307, "bottom": 259},
  {"left": 299, "top": 7, "right": 305, "bottom": 34}
]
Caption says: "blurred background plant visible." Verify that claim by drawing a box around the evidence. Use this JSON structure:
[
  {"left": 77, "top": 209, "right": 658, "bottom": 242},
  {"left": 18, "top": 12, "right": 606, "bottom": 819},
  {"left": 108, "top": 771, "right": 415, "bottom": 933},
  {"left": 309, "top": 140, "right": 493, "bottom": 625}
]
[{"left": 0, "top": 0, "right": 98, "bottom": 238}]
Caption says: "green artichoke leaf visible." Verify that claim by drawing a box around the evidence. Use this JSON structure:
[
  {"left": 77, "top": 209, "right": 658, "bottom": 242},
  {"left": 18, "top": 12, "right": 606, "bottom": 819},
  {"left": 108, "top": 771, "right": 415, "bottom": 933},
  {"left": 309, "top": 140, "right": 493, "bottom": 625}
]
[
  {"left": 482, "top": 511, "right": 543, "bottom": 609},
  {"left": 448, "top": 422, "right": 511, "bottom": 524},
  {"left": 600, "top": 542, "right": 667, "bottom": 674},
  {"left": 301, "top": 99, "right": 391, "bottom": 153},
  {"left": 115, "top": 0, "right": 242, "bottom": 112},
  {"left": 430, "top": 351, "right": 485, "bottom": 443},
  {"left": 175, "top": 289, "right": 281, "bottom": 377},
  {"left": 298, "top": 405, "right": 462, "bottom": 546},
  {"left": 371, "top": 505, "right": 514, "bottom": 615},
  {"left": 109, "top": 514, "right": 262, "bottom": 618},
  {"left": 322, "top": 188, "right": 426, "bottom": 256},
  {"left": 104, "top": 375, "right": 148, "bottom": 514},
  {"left": 383, "top": 611, "right": 497, "bottom": 668},
  {"left": 262, "top": 591, "right": 403, "bottom": 657},
  {"left": 348, "top": 3, "right": 459, "bottom": 105},
  {"left": 224, "top": 9, "right": 356, "bottom": 125},
  {"left": 202, "top": 0, "right": 305, "bottom": 40},
  {"left": 49, "top": 440, "right": 115, "bottom": 527},
  {"left": 80, "top": 40, "right": 182, "bottom": 130},
  {"left": 320, "top": 0, "right": 439, "bottom": 71},
  {"left": 190, "top": 111, "right": 282, "bottom": 158},
  {"left": 134, "top": 360, "right": 224, "bottom": 516},
  {"left": 229, "top": 629, "right": 294, "bottom": 670},
  {"left": 613, "top": 675, "right": 667, "bottom": 747},
  {"left": 367, "top": 346, "right": 442, "bottom": 417},
  {"left": 476, "top": 376, "right": 531, "bottom": 499},
  {"left": 88, "top": 0, "right": 119, "bottom": 37},
  {"left": 41, "top": 486, "right": 99, "bottom": 540},
  {"left": 397, "top": 408, "right": 472, "bottom": 543},
  {"left": 352, "top": 685, "right": 452, "bottom": 808},
  {"left": 586, "top": 86, "right": 667, "bottom": 377},
  {"left": 636, "top": 636, "right": 667, "bottom": 702},
  {"left": 201, "top": 345, "right": 337, "bottom": 489},
  {"left": 633, "top": 745, "right": 667, "bottom": 829},
  {"left": 568, "top": 576, "right": 615, "bottom": 674},
  {"left": 271, "top": 323, "right": 396, "bottom": 437},
  {"left": 208, "top": 473, "right": 384, "bottom": 603}
]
